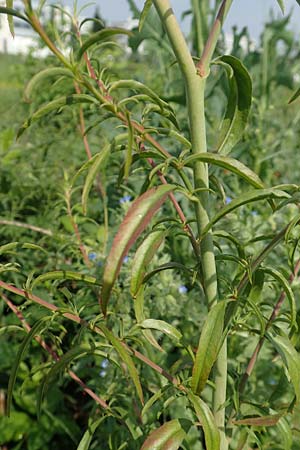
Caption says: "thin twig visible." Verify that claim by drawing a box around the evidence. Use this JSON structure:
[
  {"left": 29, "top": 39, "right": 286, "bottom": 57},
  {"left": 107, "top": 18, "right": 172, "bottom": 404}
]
[
  {"left": 0, "top": 219, "right": 53, "bottom": 236},
  {"left": 1, "top": 293, "right": 109, "bottom": 410}
]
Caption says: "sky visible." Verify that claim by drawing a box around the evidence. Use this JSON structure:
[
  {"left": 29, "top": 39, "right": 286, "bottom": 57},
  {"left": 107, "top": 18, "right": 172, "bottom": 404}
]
[{"left": 75, "top": 0, "right": 300, "bottom": 40}]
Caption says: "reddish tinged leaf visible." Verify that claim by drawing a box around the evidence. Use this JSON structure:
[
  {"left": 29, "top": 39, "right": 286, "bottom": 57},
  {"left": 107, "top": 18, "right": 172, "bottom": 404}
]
[
  {"left": 100, "top": 185, "right": 175, "bottom": 315},
  {"left": 232, "top": 414, "right": 282, "bottom": 426},
  {"left": 141, "top": 419, "right": 186, "bottom": 450}
]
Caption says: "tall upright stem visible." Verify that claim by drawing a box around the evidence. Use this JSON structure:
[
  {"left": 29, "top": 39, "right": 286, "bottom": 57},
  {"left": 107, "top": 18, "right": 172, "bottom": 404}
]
[{"left": 153, "top": 1, "right": 228, "bottom": 448}]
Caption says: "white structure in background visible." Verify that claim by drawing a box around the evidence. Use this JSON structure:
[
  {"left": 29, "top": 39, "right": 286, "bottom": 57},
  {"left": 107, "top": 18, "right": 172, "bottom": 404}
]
[
  {"left": 0, "top": 0, "right": 71, "bottom": 56},
  {"left": 0, "top": 0, "right": 40, "bottom": 54}
]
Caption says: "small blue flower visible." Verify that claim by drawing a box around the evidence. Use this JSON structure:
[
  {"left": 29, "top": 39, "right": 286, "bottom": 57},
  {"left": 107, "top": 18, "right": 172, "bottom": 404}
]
[
  {"left": 119, "top": 195, "right": 132, "bottom": 204},
  {"left": 123, "top": 255, "right": 129, "bottom": 264},
  {"left": 178, "top": 285, "right": 188, "bottom": 294},
  {"left": 251, "top": 210, "right": 258, "bottom": 216},
  {"left": 101, "top": 359, "right": 109, "bottom": 369},
  {"left": 88, "top": 251, "right": 97, "bottom": 261},
  {"left": 225, "top": 196, "right": 232, "bottom": 205},
  {"left": 99, "top": 370, "right": 106, "bottom": 377}
]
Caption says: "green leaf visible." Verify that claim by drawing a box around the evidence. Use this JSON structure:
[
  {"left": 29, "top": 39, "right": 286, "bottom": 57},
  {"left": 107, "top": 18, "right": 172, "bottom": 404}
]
[
  {"left": 77, "top": 416, "right": 107, "bottom": 450},
  {"left": 37, "top": 343, "right": 108, "bottom": 417},
  {"left": 277, "top": 417, "right": 293, "bottom": 450},
  {"left": 130, "top": 229, "right": 167, "bottom": 297},
  {"left": 262, "top": 266, "right": 297, "bottom": 328},
  {"left": 134, "top": 286, "right": 163, "bottom": 351},
  {"left": 24, "top": 67, "right": 74, "bottom": 101},
  {"left": 0, "top": 242, "right": 46, "bottom": 255},
  {"left": 7, "top": 316, "right": 51, "bottom": 416},
  {"left": 5, "top": 0, "right": 14, "bottom": 37},
  {"left": 124, "top": 112, "right": 134, "bottom": 181},
  {"left": 288, "top": 86, "right": 300, "bottom": 104},
  {"left": 267, "top": 332, "right": 300, "bottom": 402},
  {"left": 82, "top": 144, "right": 110, "bottom": 215},
  {"left": 202, "top": 189, "right": 290, "bottom": 236},
  {"left": 77, "top": 28, "right": 132, "bottom": 60},
  {"left": 213, "top": 55, "right": 252, "bottom": 155},
  {"left": 98, "top": 323, "right": 144, "bottom": 404},
  {"left": 140, "top": 319, "right": 182, "bottom": 342},
  {"left": 276, "top": 0, "right": 285, "bottom": 13},
  {"left": 0, "top": 6, "right": 30, "bottom": 30},
  {"left": 188, "top": 392, "right": 220, "bottom": 450},
  {"left": 17, "top": 94, "right": 98, "bottom": 138},
  {"left": 139, "top": 0, "right": 153, "bottom": 32},
  {"left": 100, "top": 184, "right": 175, "bottom": 315},
  {"left": 183, "top": 153, "right": 264, "bottom": 189},
  {"left": 109, "top": 80, "right": 166, "bottom": 111},
  {"left": 141, "top": 419, "right": 186, "bottom": 450},
  {"left": 232, "top": 414, "right": 282, "bottom": 426},
  {"left": 191, "top": 301, "right": 227, "bottom": 394},
  {"left": 143, "top": 262, "right": 192, "bottom": 284},
  {"left": 31, "top": 271, "right": 98, "bottom": 289}
]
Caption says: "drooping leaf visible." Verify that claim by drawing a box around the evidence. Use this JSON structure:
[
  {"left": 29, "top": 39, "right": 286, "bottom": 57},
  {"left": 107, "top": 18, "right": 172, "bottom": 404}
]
[
  {"left": 7, "top": 316, "right": 51, "bottom": 416},
  {"left": 143, "top": 262, "right": 192, "bottom": 284},
  {"left": 213, "top": 55, "right": 252, "bottom": 155},
  {"left": 124, "top": 112, "right": 134, "bottom": 180},
  {"left": 109, "top": 80, "right": 166, "bottom": 111},
  {"left": 17, "top": 94, "right": 98, "bottom": 138},
  {"left": 5, "top": 0, "right": 14, "bottom": 37},
  {"left": 202, "top": 189, "right": 290, "bottom": 236},
  {"left": 276, "top": 0, "right": 285, "bottom": 13},
  {"left": 82, "top": 144, "right": 110, "bottom": 214},
  {"left": 130, "top": 229, "right": 167, "bottom": 297},
  {"left": 24, "top": 67, "right": 74, "bottom": 101},
  {"left": 277, "top": 416, "right": 293, "bottom": 450},
  {"left": 191, "top": 301, "right": 227, "bottom": 394},
  {"left": 188, "top": 392, "right": 220, "bottom": 450},
  {"left": 134, "top": 286, "right": 163, "bottom": 351},
  {"left": 262, "top": 266, "right": 297, "bottom": 328},
  {"left": 140, "top": 319, "right": 182, "bottom": 342},
  {"left": 288, "top": 86, "right": 300, "bottom": 104},
  {"left": 31, "top": 271, "right": 98, "bottom": 289},
  {"left": 100, "top": 184, "right": 175, "bottom": 315},
  {"left": 141, "top": 419, "right": 186, "bottom": 450},
  {"left": 232, "top": 414, "right": 282, "bottom": 426},
  {"left": 77, "top": 416, "right": 107, "bottom": 450},
  {"left": 183, "top": 153, "right": 264, "bottom": 189},
  {"left": 0, "top": 242, "right": 46, "bottom": 255},
  {"left": 77, "top": 28, "right": 132, "bottom": 60},
  {"left": 97, "top": 323, "right": 144, "bottom": 404},
  {"left": 267, "top": 332, "right": 300, "bottom": 402},
  {"left": 139, "top": 0, "right": 153, "bottom": 32}
]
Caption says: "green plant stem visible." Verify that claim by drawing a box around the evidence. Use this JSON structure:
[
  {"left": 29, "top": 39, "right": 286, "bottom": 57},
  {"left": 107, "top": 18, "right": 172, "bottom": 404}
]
[{"left": 153, "top": 1, "right": 228, "bottom": 447}]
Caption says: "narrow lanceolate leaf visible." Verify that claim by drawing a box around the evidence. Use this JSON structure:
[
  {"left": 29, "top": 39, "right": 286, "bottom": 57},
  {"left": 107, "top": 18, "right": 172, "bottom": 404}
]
[
  {"left": 183, "top": 153, "right": 264, "bottom": 189},
  {"left": 267, "top": 333, "right": 300, "bottom": 402},
  {"left": 262, "top": 266, "right": 297, "bottom": 328},
  {"left": 17, "top": 94, "right": 98, "bottom": 138},
  {"left": 191, "top": 301, "right": 227, "bottom": 395},
  {"left": 141, "top": 419, "right": 186, "bottom": 450},
  {"left": 276, "top": 0, "right": 285, "bottom": 13},
  {"left": 24, "top": 67, "right": 74, "bottom": 101},
  {"left": 134, "top": 287, "right": 163, "bottom": 351},
  {"left": 31, "top": 271, "right": 98, "bottom": 289},
  {"left": 109, "top": 80, "right": 166, "bottom": 110},
  {"left": 82, "top": 144, "right": 110, "bottom": 214},
  {"left": 139, "top": 0, "right": 153, "bottom": 31},
  {"left": 100, "top": 184, "right": 175, "bottom": 315},
  {"left": 6, "top": 0, "right": 14, "bottom": 37},
  {"left": 77, "top": 28, "right": 132, "bottom": 60},
  {"left": 97, "top": 323, "right": 144, "bottom": 404},
  {"left": 7, "top": 316, "right": 51, "bottom": 416},
  {"left": 213, "top": 55, "right": 252, "bottom": 155},
  {"left": 130, "top": 229, "right": 167, "bottom": 297},
  {"left": 202, "top": 189, "right": 290, "bottom": 236},
  {"left": 124, "top": 112, "right": 134, "bottom": 180},
  {"left": 288, "top": 86, "right": 300, "bottom": 104},
  {"left": 0, "top": 6, "right": 30, "bottom": 24},
  {"left": 232, "top": 414, "right": 282, "bottom": 426},
  {"left": 141, "top": 319, "right": 182, "bottom": 342},
  {"left": 188, "top": 392, "right": 220, "bottom": 450},
  {"left": 77, "top": 416, "right": 107, "bottom": 450}
]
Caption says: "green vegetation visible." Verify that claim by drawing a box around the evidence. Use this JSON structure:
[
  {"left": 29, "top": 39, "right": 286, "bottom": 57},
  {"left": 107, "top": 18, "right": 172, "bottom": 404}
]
[{"left": 1, "top": 1, "right": 300, "bottom": 449}]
